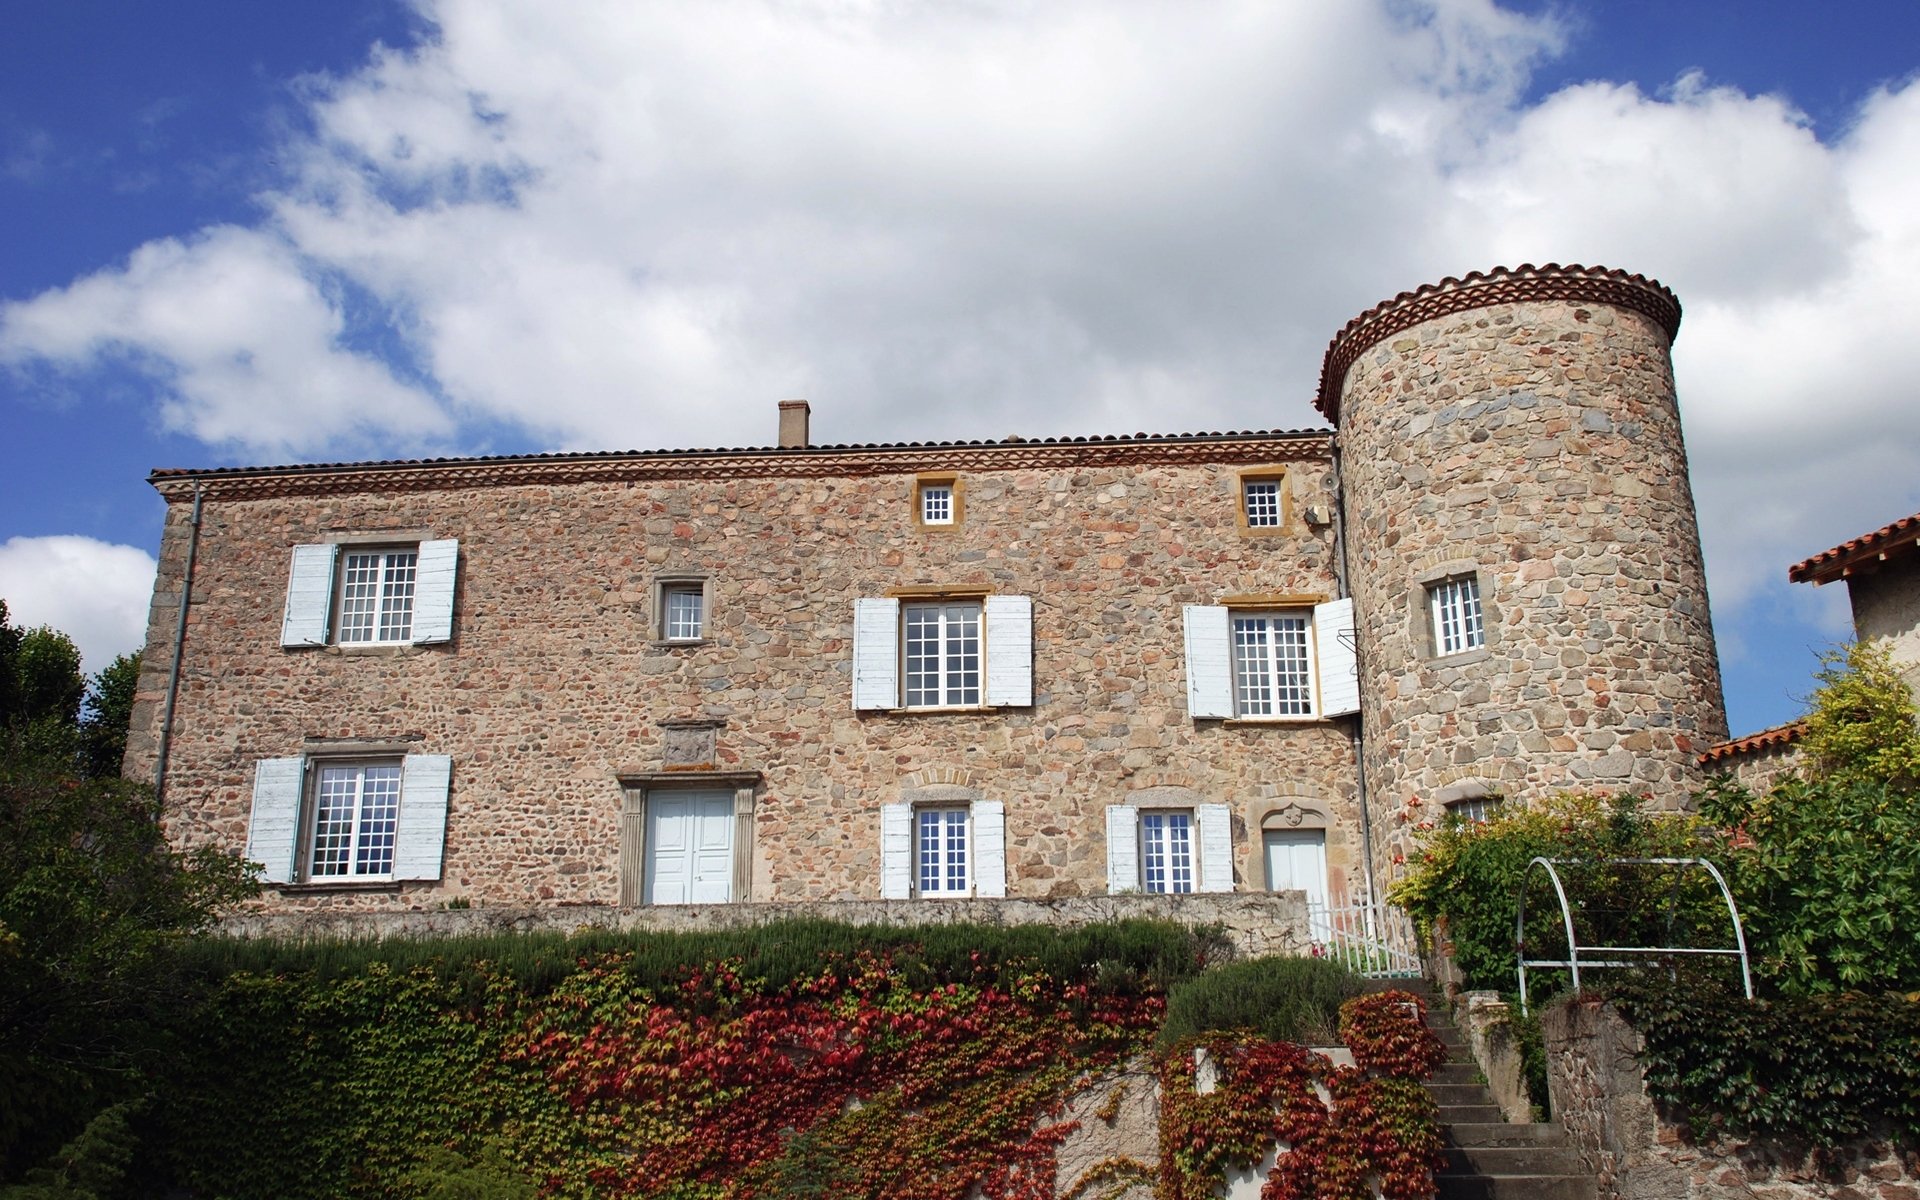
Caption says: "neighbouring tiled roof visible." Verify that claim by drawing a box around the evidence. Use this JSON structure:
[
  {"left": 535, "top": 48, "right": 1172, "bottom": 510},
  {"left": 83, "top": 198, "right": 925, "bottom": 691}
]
[
  {"left": 1315, "top": 263, "right": 1683, "bottom": 424},
  {"left": 1697, "top": 721, "right": 1807, "bottom": 766},
  {"left": 1788, "top": 511, "right": 1920, "bottom": 585},
  {"left": 148, "top": 427, "right": 1334, "bottom": 500}
]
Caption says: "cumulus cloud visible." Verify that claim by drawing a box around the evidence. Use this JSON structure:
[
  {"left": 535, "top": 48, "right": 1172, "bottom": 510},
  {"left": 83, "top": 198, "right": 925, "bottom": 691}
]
[
  {"left": 2, "top": 0, "right": 1918, "bottom": 620},
  {"left": 0, "top": 536, "right": 159, "bottom": 674}
]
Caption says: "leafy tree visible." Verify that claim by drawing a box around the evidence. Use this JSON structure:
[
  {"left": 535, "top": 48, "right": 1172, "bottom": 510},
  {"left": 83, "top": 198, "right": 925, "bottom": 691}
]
[
  {"left": 0, "top": 737, "right": 258, "bottom": 1178},
  {"left": 78, "top": 656, "right": 139, "bottom": 781},
  {"left": 1698, "top": 641, "right": 1920, "bottom": 994}
]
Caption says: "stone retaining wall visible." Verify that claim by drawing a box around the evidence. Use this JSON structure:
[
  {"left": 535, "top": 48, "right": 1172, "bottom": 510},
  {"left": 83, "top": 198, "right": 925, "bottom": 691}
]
[
  {"left": 1542, "top": 997, "right": 1920, "bottom": 1200},
  {"left": 218, "top": 889, "right": 1317, "bottom": 961}
]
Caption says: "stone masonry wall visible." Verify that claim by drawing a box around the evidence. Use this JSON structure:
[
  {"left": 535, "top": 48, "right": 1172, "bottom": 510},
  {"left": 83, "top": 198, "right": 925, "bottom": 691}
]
[
  {"left": 1543, "top": 998, "right": 1920, "bottom": 1200},
  {"left": 1850, "top": 556, "right": 1920, "bottom": 712},
  {"left": 1334, "top": 291, "right": 1727, "bottom": 881},
  {"left": 128, "top": 443, "right": 1371, "bottom": 910}
]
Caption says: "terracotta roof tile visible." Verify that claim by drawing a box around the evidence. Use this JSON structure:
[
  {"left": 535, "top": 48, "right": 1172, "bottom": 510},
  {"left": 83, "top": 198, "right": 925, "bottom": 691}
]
[
  {"left": 1697, "top": 721, "right": 1806, "bottom": 765},
  {"left": 1788, "top": 511, "right": 1920, "bottom": 584}
]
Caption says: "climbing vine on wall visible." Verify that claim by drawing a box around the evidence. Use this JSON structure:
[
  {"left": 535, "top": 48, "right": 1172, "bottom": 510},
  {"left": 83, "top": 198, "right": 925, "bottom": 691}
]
[{"left": 1156, "top": 990, "right": 1447, "bottom": 1200}]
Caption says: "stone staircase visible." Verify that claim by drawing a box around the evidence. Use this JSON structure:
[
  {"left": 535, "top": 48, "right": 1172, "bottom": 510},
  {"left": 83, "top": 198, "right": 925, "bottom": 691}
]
[{"left": 1393, "top": 980, "right": 1598, "bottom": 1200}]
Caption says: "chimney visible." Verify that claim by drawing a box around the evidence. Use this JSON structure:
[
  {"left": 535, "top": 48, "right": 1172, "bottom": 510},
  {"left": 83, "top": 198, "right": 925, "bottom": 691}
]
[{"left": 777, "top": 399, "right": 811, "bottom": 448}]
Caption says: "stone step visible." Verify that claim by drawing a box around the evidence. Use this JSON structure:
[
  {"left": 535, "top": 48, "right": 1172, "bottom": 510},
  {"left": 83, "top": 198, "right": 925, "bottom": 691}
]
[
  {"left": 1444, "top": 1146, "right": 1584, "bottom": 1176},
  {"left": 1427, "top": 1083, "right": 1499, "bottom": 1107},
  {"left": 1435, "top": 1174, "right": 1598, "bottom": 1200},
  {"left": 1445, "top": 1123, "right": 1574, "bottom": 1149},
  {"left": 1433, "top": 1063, "right": 1484, "bottom": 1086},
  {"left": 1435, "top": 1104, "right": 1507, "bottom": 1124}
]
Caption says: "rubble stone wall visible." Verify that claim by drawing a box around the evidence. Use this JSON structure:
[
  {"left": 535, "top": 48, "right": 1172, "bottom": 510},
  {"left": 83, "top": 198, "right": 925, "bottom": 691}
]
[
  {"left": 1542, "top": 998, "right": 1920, "bottom": 1200},
  {"left": 128, "top": 445, "right": 1372, "bottom": 910},
  {"left": 1332, "top": 277, "right": 1727, "bottom": 882}
]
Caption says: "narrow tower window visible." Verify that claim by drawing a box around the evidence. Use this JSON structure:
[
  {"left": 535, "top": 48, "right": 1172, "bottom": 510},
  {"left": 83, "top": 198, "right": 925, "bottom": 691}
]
[{"left": 1428, "top": 576, "right": 1485, "bottom": 656}]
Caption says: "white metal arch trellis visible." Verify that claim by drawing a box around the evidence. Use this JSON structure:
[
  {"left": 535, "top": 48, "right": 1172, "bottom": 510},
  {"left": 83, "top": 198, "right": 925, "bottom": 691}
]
[{"left": 1516, "top": 856, "right": 1753, "bottom": 1014}]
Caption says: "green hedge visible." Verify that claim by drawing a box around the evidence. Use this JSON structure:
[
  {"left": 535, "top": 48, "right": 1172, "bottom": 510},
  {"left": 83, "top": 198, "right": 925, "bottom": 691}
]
[{"left": 1612, "top": 977, "right": 1920, "bottom": 1145}]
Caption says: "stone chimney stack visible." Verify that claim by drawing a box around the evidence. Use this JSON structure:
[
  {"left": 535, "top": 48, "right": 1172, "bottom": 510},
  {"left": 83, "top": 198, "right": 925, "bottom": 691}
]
[{"left": 777, "top": 400, "right": 811, "bottom": 448}]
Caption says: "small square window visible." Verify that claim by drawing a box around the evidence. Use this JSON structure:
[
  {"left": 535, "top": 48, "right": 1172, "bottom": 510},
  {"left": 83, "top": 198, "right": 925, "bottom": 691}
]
[
  {"left": 1428, "top": 576, "right": 1485, "bottom": 656},
  {"left": 1446, "top": 795, "right": 1503, "bottom": 825},
  {"left": 1243, "top": 480, "right": 1282, "bottom": 528},
  {"left": 663, "top": 585, "right": 705, "bottom": 641},
  {"left": 916, "top": 807, "right": 970, "bottom": 896},
  {"left": 921, "top": 484, "right": 954, "bottom": 525}
]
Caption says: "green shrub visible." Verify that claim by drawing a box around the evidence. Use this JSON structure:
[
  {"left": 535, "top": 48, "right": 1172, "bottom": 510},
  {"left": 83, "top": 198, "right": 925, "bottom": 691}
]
[
  {"left": 1389, "top": 793, "right": 1721, "bottom": 996},
  {"left": 1611, "top": 976, "right": 1920, "bottom": 1144},
  {"left": 1156, "top": 954, "right": 1364, "bottom": 1048}
]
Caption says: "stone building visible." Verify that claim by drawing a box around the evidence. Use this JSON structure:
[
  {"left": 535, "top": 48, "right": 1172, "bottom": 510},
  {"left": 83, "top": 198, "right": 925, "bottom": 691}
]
[{"left": 125, "top": 264, "right": 1729, "bottom": 914}]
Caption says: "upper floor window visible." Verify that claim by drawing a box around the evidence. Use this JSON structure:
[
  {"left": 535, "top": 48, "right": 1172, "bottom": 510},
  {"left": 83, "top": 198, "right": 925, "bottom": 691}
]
[
  {"left": 1428, "top": 575, "right": 1485, "bottom": 656},
  {"left": 337, "top": 549, "right": 418, "bottom": 644},
  {"left": 904, "top": 601, "right": 981, "bottom": 707},
  {"left": 1232, "top": 611, "right": 1315, "bottom": 717},
  {"left": 1182, "top": 598, "right": 1359, "bottom": 721},
  {"left": 281, "top": 538, "right": 459, "bottom": 649},
  {"left": 852, "top": 594, "right": 1032, "bottom": 711},
  {"left": 913, "top": 473, "right": 964, "bottom": 529},
  {"left": 921, "top": 484, "right": 954, "bottom": 525},
  {"left": 1243, "top": 480, "right": 1282, "bottom": 528}
]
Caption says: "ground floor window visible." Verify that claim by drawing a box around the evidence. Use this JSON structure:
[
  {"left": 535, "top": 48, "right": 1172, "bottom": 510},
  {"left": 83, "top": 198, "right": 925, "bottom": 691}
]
[
  {"left": 916, "top": 807, "right": 970, "bottom": 896},
  {"left": 310, "top": 761, "right": 403, "bottom": 879},
  {"left": 1140, "top": 810, "right": 1195, "bottom": 895}
]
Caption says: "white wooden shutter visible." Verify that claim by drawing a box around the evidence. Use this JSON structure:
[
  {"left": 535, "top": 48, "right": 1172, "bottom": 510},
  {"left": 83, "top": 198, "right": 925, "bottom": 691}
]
[
  {"left": 1182, "top": 604, "right": 1233, "bottom": 719},
  {"left": 1315, "top": 596, "right": 1360, "bottom": 717},
  {"left": 393, "top": 753, "right": 453, "bottom": 881},
  {"left": 984, "top": 594, "right": 1033, "bottom": 707},
  {"left": 1196, "top": 803, "right": 1234, "bottom": 893},
  {"left": 880, "top": 802, "right": 912, "bottom": 899},
  {"left": 410, "top": 538, "right": 460, "bottom": 645},
  {"left": 280, "top": 544, "right": 336, "bottom": 647},
  {"left": 972, "top": 800, "right": 1007, "bottom": 897},
  {"left": 1105, "top": 806, "right": 1140, "bottom": 893},
  {"left": 853, "top": 597, "right": 901, "bottom": 710},
  {"left": 245, "top": 757, "right": 305, "bottom": 884}
]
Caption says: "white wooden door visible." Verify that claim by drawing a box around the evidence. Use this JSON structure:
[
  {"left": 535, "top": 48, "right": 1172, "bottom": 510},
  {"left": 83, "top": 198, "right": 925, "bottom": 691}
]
[
  {"left": 647, "top": 791, "right": 734, "bottom": 905},
  {"left": 1263, "top": 829, "right": 1328, "bottom": 908}
]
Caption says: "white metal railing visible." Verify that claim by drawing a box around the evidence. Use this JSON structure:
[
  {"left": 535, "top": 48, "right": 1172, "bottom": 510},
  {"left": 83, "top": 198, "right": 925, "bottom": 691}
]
[{"left": 1309, "top": 901, "right": 1424, "bottom": 977}]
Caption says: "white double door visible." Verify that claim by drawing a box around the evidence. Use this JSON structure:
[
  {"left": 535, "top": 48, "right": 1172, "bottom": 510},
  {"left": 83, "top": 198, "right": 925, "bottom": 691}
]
[
  {"left": 1263, "top": 829, "right": 1328, "bottom": 909},
  {"left": 646, "top": 790, "right": 734, "bottom": 905}
]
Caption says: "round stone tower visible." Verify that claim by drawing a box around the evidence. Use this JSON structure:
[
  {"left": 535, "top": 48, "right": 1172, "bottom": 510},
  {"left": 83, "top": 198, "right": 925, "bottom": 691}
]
[{"left": 1320, "top": 265, "right": 1727, "bottom": 876}]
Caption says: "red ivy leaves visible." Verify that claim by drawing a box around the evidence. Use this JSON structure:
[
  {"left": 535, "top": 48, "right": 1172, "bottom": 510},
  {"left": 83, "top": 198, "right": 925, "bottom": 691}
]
[{"left": 1337, "top": 990, "right": 1449, "bottom": 1080}]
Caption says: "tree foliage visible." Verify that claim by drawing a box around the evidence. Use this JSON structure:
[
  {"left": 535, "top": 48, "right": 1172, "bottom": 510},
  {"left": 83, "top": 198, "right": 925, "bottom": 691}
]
[{"left": 1698, "top": 641, "right": 1920, "bottom": 994}]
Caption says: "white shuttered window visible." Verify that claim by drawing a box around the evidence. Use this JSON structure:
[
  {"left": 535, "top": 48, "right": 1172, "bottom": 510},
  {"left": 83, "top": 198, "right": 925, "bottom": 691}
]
[
  {"left": 245, "top": 753, "right": 452, "bottom": 884},
  {"left": 281, "top": 540, "right": 459, "bottom": 648},
  {"left": 852, "top": 595, "right": 1032, "bottom": 710}
]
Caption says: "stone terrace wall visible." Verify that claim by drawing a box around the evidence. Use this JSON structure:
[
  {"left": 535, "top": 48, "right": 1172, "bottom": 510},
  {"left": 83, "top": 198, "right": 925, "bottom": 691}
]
[
  {"left": 218, "top": 890, "right": 1316, "bottom": 962},
  {"left": 130, "top": 438, "right": 1371, "bottom": 910},
  {"left": 1543, "top": 998, "right": 1920, "bottom": 1200}
]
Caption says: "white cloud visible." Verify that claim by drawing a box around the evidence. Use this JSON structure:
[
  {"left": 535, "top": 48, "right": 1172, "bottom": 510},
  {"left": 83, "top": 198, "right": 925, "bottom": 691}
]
[
  {"left": 2, "top": 0, "right": 1918, "bottom": 628},
  {"left": 0, "top": 537, "right": 159, "bottom": 674}
]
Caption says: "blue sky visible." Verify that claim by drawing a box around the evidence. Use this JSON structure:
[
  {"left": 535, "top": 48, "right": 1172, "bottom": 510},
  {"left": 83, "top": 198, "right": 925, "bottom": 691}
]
[{"left": 3, "top": 0, "right": 1918, "bottom": 740}]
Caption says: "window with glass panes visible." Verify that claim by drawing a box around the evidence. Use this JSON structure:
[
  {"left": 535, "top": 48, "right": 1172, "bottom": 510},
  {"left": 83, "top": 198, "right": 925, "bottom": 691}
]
[
  {"left": 916, "top": 808, "right": 969, "bottom": 895},
  {"left": 1231, "top": 612, "right": 1314, "bottom": 717},
  {"left": 663, "top": 584, "right": 705, "bottom": 641},
  {"left": 1140, "top": 811, "right": 1194, "bottom": 894},
  {"left": 903, "top": 602, "right": 981, "bottom": 707},
  {"left": 310, "top": 762, "right": 402, "bottom": 878},
  {"left": 920, "top": 484, "right": 954, "bottom": 525},
  {"left": 1428, "top": 576, "right": 1484, "bottom": 656},
  {"left": 1243, "top": 479, "right": 1282, "bottom": 527},
  {"left": 337, "top": 549, "right": 418, "bottom": 644}
]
